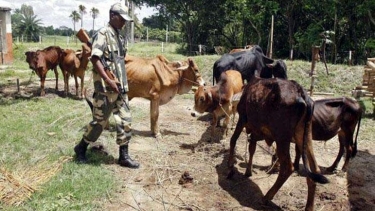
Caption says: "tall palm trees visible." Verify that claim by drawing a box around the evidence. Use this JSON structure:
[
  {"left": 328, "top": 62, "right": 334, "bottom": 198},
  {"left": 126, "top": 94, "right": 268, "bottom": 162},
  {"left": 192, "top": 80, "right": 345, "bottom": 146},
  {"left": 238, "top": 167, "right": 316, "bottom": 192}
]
[
  {"left": 90, "top": 7, "right": 99, "bottom": 33},
  {"left": 78, "top": 5, "right": 87, "bottom": 28},
  {"left": 69, "top": 10, "right": 80, "bottom": 40}
]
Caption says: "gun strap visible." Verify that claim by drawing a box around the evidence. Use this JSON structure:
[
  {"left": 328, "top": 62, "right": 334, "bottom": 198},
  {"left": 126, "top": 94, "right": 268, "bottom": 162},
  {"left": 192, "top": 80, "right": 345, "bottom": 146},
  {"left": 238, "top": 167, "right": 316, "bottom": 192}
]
[{"left": 104, "top": 28, "right": 127, "bottom": 91}]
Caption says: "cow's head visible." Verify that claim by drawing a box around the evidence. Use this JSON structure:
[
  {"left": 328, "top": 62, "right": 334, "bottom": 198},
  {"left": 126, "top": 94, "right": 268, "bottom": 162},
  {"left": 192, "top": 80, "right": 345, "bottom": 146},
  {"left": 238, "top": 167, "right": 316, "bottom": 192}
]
[
  {"left": 25, "top": 51, "right": 37, "bottom": 70},
  {"left": 194, "top": 85, "right": 213, "bottom": 113},
  {"left": 176, "top": 58, "right": 206, "bottom": 94},
  {"left": 266, "top": 60, "right": 288, "bottom": 79}
]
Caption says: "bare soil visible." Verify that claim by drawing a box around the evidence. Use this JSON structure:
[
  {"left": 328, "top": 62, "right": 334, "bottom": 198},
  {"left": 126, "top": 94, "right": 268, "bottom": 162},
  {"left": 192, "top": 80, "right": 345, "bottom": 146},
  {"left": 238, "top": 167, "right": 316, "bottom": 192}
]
[{"left": 2, "top": 75, "right": 375, "bottom": 211}]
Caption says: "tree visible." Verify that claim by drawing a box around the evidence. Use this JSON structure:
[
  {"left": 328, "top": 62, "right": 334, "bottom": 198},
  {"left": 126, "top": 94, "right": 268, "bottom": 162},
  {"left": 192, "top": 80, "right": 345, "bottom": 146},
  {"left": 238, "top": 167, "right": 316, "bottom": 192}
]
[
  {"left": 79, "top": 5, "right": 87, "bottom": 28},
  {"left": 90, "top": 7, "right": 99, "bottom": 33},
  {"left": 69, "top": 10, "right": 81, "bottom": 35},
  {"left": 12, "top": 4, "right": 43, "bottom": 42}
]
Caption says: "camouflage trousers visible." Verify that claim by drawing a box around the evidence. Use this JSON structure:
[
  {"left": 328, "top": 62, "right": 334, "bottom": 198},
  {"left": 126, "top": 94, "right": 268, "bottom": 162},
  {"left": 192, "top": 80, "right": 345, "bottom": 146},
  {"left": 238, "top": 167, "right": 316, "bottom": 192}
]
[{"left": 83, "top": 92, "right": 132, "bottom": 146}]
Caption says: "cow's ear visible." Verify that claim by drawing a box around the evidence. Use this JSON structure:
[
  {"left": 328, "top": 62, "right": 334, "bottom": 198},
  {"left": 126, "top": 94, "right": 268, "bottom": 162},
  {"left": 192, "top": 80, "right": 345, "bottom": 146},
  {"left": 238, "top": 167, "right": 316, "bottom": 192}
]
[
  {"left": 187, "top": 58, "right": 196, "bottom": 67},
  {"left": 191, "top": 86, "right": 198, "bottom": 92},
  {"left": 263, "top": 56, "right": 274, "bottom": 64},
  {"left": 176, "top": 65, "right": 189, "bottom": 71},
  {"left": 176, "top": 61, "right": 183, "bottom": 67}
]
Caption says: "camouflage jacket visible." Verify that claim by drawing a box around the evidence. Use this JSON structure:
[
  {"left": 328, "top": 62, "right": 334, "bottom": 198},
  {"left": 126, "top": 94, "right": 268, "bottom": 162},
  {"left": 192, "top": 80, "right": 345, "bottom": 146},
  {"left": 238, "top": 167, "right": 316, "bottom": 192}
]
[{"left": 91, "top": 23, "right": 128, "bottom": 93}]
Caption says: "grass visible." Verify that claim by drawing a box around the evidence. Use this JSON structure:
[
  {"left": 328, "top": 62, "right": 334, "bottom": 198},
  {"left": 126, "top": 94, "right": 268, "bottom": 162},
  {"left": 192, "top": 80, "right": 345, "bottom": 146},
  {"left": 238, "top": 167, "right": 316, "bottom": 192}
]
[{"left": 0, "top": 38, "right": 374, "bottom": 210}]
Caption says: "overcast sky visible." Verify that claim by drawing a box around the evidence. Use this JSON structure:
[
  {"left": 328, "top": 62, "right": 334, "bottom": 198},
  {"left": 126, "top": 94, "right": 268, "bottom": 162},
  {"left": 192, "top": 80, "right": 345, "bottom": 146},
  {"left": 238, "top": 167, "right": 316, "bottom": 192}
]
[{"left": 4, "top": 0, "right": 156, "bottom": 30}]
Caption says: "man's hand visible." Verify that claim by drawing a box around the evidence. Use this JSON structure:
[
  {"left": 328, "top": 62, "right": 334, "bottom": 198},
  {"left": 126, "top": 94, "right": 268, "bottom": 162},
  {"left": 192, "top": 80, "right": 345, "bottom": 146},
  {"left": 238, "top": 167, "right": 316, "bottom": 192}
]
[{"left": 105, "top": 78, "right": 120, "bottom": 93}]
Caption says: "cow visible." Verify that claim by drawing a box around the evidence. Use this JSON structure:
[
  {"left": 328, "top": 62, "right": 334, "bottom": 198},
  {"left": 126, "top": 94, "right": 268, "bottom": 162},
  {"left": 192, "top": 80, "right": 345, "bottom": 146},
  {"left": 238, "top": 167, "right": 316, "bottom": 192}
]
[
  {"left": 125, "top": 54, "right": 206, "bottom": 138},
  {"left": 228, "top": 44, "right": 254, "bottom": 54},
  {"left": 25, "top": 51, "right": 37, "bottom": 69},
  {"left": 59, "top": 43, "right": 91, "bottom": 98},
  {"left": 194, "top": 70, "right": 243, "bottom": 140},
  {"left": 25, "top": 46, "right": 63, "bottom": 96},
  {"left": 212, "top": 45, "right": 287, "bottom": 85},
  {"left": 227, "top": 77, "right": 329, "bottom": 211},
  {"left": 268, "top": 97, "right": 362, "bottom": 173}
]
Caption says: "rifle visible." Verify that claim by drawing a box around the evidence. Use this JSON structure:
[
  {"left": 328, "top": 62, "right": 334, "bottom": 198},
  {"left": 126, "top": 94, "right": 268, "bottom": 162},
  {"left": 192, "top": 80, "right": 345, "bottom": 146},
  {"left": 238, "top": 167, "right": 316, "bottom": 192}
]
[{"left": 76, "top": 29, "right": 121, "bottom": 89}]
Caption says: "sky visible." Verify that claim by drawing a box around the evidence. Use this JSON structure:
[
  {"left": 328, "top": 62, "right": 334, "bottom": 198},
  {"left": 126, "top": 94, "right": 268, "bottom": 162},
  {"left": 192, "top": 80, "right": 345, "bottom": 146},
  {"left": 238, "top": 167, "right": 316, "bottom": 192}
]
[{"left": 3, "top": 0, "right": 157, "bottom": 30}]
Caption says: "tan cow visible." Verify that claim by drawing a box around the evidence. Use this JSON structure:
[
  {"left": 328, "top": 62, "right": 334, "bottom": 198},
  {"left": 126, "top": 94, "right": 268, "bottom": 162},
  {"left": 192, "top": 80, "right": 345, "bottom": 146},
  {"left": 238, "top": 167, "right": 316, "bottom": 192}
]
[
  {"left": 25, "top": 46, "right": 63, "bottom": 96},
  {"left": 125, "top": 55, "right": 206, "bottom": 137},
  {"left": 194, "top": 70, "right": 243, "bottom": 140},
  {"left": 228, "top": 45, "right": 254, "bottom": 54},
  {"left": 59, "top": 43, "right": 91, "bottom": 98}
]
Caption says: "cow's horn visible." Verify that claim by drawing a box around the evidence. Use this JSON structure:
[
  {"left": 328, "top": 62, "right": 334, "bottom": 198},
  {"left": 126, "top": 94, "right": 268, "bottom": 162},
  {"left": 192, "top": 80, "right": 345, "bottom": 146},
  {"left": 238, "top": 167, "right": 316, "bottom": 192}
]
[
  {"left": 207, "top": 91, "right": 213, "bottom": 101},
  {"left": 267, "top": 61, "right": 277, "bottom": 68}
]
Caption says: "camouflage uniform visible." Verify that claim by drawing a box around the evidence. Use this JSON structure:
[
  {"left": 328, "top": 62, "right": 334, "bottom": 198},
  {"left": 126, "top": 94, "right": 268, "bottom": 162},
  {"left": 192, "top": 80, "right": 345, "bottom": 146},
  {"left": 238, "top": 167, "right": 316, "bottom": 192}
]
[{"left": 83, "top": 24, "right": 131, "bottom": 146}]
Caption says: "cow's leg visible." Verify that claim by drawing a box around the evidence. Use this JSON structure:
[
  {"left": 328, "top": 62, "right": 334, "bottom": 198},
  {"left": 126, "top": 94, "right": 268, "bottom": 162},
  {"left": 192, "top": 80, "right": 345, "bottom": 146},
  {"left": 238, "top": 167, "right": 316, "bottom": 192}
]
[
  {"left": 40, "top": 74, "right": 46, "bottom": 96},
  {"left": 263, "top": 142, "right": 293, "bottom": 202},
  {"left": 211, "top": 112, "right": 218, "bottom": 140},
  {"left": 294, "top": 146, "right": 302, "bottom": 171},
  {"left": 53, "top": 67, "right": 58, "bottom": 91},
  {"left": 245, "top": 137, "right": 257, "bottom": 177},
  {"left": 222, "top": 103, "right": 232, "bottom": 138},
  {"left": 79, "top": 75, "right": 84, "bottom": 98},
  {"left": 227, "top": 116, "right": 246, "bottom": 179},
  {"left": 150, "top": 99, "right": 161, "bottom": 137},
  {"left": 305, "top": 176, "right": 317, "bottom": 211},
  {"left": 326, "top": 130, "right": 346, "bottom": 172},
  {"left": 63, "top": 71, "right": 69, "bottom": 96},
  {"left": 295, "top": 124, "right": 321, "bottom": 174},
  {"left": 74, "top": 75, "right": 79, "bottom": 97},
  {"left": 342, "top": 130, "right": 354, "bottom": 172}
]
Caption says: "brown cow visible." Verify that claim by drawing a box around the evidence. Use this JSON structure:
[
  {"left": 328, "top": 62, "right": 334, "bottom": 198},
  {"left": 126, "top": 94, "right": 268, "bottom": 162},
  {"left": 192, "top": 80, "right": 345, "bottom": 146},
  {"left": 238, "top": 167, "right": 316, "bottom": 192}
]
[
  {"left": 125, "top": 55, "right": 206, "bottom": 137},
  {"left": 59, "top": 43, "right": 91, "bottom": 98},
  {"left": 194, "top": 70, "right": 243, "bottom": 140},
  {"left": 25, "top": 51, "right": 37, "bottom": 70},
  {"left": 25, "top": 46, "right": 63, "bottom": 96},
  {"left": 287, "top": 97, "right": 362, "bottom": 172},
  {"left": 227, "top": 77, "right": 328, "bottom": 211}
]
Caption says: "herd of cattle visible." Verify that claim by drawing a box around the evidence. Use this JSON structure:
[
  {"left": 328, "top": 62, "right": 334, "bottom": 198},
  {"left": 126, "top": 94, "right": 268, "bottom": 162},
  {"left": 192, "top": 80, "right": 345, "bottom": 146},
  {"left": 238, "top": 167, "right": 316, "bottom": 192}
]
[
  {"left": 25, "top": 44, "right": 91, "bottom": 97},
  {"left": 25, "top": 44, "right": 362, "bottom": 210}
]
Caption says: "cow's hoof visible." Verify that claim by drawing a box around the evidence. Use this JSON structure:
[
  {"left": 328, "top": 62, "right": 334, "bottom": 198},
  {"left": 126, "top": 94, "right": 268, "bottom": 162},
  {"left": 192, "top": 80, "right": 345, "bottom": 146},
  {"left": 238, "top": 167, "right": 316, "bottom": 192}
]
[
  {"left": 154, "top": 133, "right": 163, "bottom": 141},
  {"left": 227, "top": 169, "right": 235, "bottom": 179},
  {"left": 326, "top": 166, "right": 335, "bottom": 173},
  {"left": 244, "top": 169, "right": 252, "bottom": 177}
]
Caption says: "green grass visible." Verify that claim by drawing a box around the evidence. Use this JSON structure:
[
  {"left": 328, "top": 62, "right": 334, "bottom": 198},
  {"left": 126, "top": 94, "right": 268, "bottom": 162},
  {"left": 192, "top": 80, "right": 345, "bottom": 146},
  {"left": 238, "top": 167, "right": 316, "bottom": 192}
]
[{"left": 0, "top": 38, "right": 374, "bottom": 210}]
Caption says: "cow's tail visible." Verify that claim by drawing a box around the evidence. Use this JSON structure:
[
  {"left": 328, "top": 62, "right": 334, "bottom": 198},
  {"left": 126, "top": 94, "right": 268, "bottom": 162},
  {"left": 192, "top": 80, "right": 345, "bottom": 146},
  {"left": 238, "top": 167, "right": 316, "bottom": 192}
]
[
  {"left": 352, "top": 108, "right": 362, "bottom": 158},
  {"left": 83, "top": 88, "right": 94, "bottom": 113},
  {"left": 300, "top": 96, "right": 329, "bottom": 184}
]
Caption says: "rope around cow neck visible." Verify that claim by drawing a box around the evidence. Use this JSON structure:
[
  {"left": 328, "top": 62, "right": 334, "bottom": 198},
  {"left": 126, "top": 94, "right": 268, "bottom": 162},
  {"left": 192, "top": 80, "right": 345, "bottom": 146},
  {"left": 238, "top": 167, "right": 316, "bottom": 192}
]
[{"left": 183, "top": 78, "right": 200, "bottom": 86}]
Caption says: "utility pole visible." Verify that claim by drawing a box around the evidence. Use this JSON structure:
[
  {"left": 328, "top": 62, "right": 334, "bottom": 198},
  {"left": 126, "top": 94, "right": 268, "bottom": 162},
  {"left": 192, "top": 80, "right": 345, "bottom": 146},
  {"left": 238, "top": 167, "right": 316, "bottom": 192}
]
[
  {"left": 130, "top": 1, "right": 135, "bottom": 43},
  {"left": 123, "top": 0, "right": 135, "bottom": 43}
]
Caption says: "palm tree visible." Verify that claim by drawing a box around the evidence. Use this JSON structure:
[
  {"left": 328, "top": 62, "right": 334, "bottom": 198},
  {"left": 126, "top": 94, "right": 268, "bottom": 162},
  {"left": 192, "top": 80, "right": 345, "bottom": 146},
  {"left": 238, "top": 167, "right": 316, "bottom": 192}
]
[
  {"left": 16, "top": 4, "right": 42, "bottom": 41},
  {"left": 69, "top": 10, "right": 81, "bottom": 34},
  {"left": 79, "top": 5, "right": 87, "bottom": 28},
  {"left": 90, "top": 7, "right": 99, "bottom": 33}
]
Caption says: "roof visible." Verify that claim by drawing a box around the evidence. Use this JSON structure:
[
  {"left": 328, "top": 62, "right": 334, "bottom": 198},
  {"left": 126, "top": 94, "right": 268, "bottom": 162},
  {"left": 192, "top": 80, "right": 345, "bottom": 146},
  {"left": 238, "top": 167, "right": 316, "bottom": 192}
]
[
  {"left": 0, "top": 0, "right": 11, "bottom": 11},
  {"left": 0, "top": 7, "right": 11, "bottom": 11}
]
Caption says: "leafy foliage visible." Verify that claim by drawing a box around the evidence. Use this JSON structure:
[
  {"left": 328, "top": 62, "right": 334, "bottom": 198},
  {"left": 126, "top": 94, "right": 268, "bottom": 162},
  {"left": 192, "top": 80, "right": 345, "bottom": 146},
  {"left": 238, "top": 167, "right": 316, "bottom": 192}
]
[{"left": 11, "top": 4, "right": 42, "bottom": 42}]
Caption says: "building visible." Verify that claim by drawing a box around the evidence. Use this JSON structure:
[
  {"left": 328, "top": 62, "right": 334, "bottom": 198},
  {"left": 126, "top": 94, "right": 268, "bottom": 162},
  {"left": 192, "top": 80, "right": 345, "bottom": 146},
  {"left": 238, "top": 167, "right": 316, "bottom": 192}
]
[{"left": 0, "top": 3, "right": 13, "bottom": 64}]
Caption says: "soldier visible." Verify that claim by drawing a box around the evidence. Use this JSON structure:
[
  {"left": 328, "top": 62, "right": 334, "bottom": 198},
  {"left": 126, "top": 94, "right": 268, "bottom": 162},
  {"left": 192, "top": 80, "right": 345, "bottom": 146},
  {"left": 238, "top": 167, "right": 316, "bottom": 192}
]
[{"left": 74, "top": 3, "right": 139, "bottom": 168}]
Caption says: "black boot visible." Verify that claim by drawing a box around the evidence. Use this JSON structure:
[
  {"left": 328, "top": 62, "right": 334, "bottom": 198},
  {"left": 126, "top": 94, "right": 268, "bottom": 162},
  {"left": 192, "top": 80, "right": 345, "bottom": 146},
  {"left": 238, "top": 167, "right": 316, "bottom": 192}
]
[
  {"left": 118, "top": 145, "right": 140, "bottom": 168},
  {"left": 74, "top": 139, "right": 89, "bottom": 163}
]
